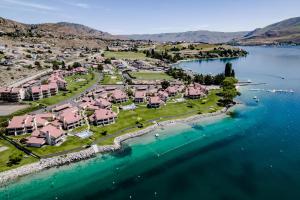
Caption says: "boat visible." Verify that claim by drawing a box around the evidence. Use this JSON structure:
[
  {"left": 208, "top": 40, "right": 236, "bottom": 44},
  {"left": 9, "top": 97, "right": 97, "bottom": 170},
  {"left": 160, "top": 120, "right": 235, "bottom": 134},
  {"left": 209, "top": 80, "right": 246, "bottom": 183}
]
[
  {"left": 253, "top": 96, "right": 258, "bottom": 99},
  {"left": 155, "top": 133, "right": 159, "bottom": 137}
]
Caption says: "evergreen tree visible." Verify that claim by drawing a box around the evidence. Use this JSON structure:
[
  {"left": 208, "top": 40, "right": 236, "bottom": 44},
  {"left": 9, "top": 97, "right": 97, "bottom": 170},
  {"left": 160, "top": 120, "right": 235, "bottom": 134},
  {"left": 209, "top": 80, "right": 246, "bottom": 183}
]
[{"left": 225, "top": 62, "right": 233, "bottom": 77}]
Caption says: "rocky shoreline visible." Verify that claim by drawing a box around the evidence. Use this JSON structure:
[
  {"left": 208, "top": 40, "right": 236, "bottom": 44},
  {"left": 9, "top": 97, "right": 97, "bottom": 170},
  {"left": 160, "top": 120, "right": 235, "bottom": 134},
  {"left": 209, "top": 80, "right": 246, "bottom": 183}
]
[{"left": 0, "top": 107, "right": 230, "bottom": 187}]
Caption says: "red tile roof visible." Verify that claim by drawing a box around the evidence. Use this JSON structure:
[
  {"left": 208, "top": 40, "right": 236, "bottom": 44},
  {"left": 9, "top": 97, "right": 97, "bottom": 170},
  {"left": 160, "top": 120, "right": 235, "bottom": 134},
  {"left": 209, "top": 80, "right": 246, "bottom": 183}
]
[
  {"left": 40, "top": 124, "right": 64, "bottom": 139},
  {"left": 26, "top": 137, "right": 46, "bottom": 145},
  {"left": 90, "top": 109, "right": 117, "bottom": 121}
]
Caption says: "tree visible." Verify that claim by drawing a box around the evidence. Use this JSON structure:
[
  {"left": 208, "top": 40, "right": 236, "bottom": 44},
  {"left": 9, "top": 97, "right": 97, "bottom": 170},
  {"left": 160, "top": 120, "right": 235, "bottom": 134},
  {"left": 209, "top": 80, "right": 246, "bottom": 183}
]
[
  {"left": 231, "top": 69, "right": 235, "bottom": 77},
  {"left": 7, "top": 153, "right": 23, "bottom": 166},
  {"left": 97, "top": 64, "right": 103, "bottom": 71},
  {"left": 225, "top": 62, "right": 232, "bottom": 77},
  {"left": 220, "top": 77, "right": 240, "bottom": 106},
  {"left": 52, "top": 61, "right": 59, "bottom": 70},
  {"left": 204, "top": 75, "right": 213, "bottom": 85},
  {"left": 104, "top": 58, "right": 111, "bottom": 64},
  {"left": 161, "top": 80, "right": 170, "bottom": 89},
  {"left": 73, "top": 62, "right": 81, "bottom": 68},
  {"left": 125, "top": 88, "right": 134, "bottom": 97}
]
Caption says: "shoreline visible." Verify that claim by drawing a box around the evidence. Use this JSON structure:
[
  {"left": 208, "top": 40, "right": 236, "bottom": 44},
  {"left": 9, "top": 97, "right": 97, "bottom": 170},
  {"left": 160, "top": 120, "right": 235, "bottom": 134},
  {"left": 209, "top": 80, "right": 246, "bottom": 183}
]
[
  {"left": 0, "top": 107, "right": 232, "bottom": 187},
  {"left": 172, "top": 55, "right": 246, "bottom": 66}
]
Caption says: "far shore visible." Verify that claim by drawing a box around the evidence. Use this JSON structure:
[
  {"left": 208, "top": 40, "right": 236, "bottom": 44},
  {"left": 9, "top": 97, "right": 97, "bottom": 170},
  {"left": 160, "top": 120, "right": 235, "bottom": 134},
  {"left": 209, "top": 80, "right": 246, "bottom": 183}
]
[{"left": 0, "top": 105, "right": 236, "bottom": 187}]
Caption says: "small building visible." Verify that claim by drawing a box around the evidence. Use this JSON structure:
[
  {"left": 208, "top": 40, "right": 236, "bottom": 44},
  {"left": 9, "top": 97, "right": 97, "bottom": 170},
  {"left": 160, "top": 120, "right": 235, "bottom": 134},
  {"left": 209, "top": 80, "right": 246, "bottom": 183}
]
[
  {"left": 39, "top": 124, "right": 65, "bottom": 145},
  {"left": 165, "top": 86, "right": 178, "bottom": 96},
  {"left": 6, "top": 115, "right": 35, "bottom": 135},
  {"left": 158, "top": 91, "right": 169, "bottom": 102},
  {"left": 111, "top": 90, "right": 128, "bottom": 103},
  {"left": 89, "top": 109, "right": 117, "bottom": 126},
  {"left": 134, "top": 91, "right": 145, "bottom": 103},
  {"left": 59, "top": 108, "right": 84, "bottom": 130},
  {"left": 148, "top": 96, "right": 162, "bottom": 108},
  {"left": 94, "top": 98, "right": 112, "bottom": 109}
]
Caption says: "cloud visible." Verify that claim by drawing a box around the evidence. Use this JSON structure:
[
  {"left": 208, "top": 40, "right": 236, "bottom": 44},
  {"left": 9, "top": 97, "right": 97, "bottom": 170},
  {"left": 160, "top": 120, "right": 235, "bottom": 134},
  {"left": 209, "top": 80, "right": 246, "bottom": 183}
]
[
  {"left": 72, "top": 3, "right": 89, "bottom": 9},
  {"left": 2, "top": 0, "right": 58, "bottom": 11}
]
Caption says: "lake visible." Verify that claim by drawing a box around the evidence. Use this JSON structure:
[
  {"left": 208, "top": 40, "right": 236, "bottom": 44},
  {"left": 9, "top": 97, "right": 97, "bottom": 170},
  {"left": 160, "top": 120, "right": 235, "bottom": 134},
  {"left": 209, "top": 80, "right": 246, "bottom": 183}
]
[{"left": 1, "top": 46, "right": 300, "bottom": 200}]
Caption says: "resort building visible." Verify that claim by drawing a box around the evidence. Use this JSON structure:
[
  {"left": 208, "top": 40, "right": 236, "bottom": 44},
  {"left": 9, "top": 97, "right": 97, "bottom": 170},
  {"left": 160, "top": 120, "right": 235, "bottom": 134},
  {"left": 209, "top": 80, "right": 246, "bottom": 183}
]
[
  {"left": 31, "top": 86, "right": 43, "bottom": 100},
  {"left": 89, "top": 109, "right": 117, "bottom": 126},
  {"left": 134, "top": 91, "right": 145, "bottom": 103},
  {"left": 41, "top": 85, "right": 51, "bottom": 98},
  {"left": 94, "top": 98, "right": 112, "bottom": 109},
  {"left": 0, "top": 87, "right": 25, "bottom": 102},
  {"left": 26, "top": 124, "right": 65, "bottom": 147},
  {"left": 39, "top": 124, "right": 65, "bottom": 145},
  {"left": 185, "top": 84, "right": 207, "bottom": 99},
  {"left": 110, "top": 90, "right": 128, "bottom": 103},
  {"left": 52, "top": 103, "right": 73, "bottom": 113},
  {"left": 6, "top": 115, "right": 35, "bottom": 135},
  {"left": 165, "top": 86, "right": 178, "bottom": 96},
  {"left": 59, "top": 107, "right": 84, "bottom": 130},
  {"left": 158, "top": 91, "right": 169, "bottom": 102},
  {"left": 148, "top": 96, "right": 162, "bottom": 108}
]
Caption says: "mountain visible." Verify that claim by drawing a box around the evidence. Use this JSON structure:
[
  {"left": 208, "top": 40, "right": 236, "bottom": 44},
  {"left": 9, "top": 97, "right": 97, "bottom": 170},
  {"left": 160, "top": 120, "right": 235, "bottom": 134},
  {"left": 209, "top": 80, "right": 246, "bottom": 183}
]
[
  {"left": 0, "top": 17, "right": 112, "bottom": 39},
  {"left": 0, "top": 17, "right": 114, "bottom": 48},
  {"left": 233, "top": 17, "right": 300, "bottom": 45},
  {"left": 121, "top": 30, "right": 248, "bottom": 44}
]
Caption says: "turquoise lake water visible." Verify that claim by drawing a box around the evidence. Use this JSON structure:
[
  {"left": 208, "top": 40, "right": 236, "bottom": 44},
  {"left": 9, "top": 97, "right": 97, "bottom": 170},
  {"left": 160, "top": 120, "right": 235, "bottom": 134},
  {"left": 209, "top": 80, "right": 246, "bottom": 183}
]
[{"left": 1, "top": 46, "right": 300, "bottom": 200}]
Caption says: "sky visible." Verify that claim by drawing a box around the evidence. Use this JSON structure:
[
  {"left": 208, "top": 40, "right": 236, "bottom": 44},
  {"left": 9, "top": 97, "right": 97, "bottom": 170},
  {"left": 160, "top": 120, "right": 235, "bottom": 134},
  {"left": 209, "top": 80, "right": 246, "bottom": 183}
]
[{"left": 0, "top": 0, "right": 299, "bottom": 35}]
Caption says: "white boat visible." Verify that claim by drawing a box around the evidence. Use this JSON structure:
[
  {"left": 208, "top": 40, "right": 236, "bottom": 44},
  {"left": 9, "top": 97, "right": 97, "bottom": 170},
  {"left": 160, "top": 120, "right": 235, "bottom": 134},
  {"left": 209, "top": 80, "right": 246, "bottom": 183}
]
[
  {"left": 253, "top": 96, "right": 257, "bottom": 99},
  {"left": 155, "top": 133, "right": 159, "bottom": 137}
]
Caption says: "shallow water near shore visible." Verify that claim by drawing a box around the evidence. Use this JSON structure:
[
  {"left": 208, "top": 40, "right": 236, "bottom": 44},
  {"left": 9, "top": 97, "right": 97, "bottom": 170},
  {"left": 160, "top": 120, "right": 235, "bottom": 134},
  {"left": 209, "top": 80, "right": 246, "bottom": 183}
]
[{"left": 1, "top": 46, "right": 300, "bottom": 200}]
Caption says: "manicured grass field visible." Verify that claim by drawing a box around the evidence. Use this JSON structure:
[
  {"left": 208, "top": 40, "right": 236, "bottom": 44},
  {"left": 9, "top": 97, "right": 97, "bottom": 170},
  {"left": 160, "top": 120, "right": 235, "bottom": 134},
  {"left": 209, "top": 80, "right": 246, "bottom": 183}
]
[
  {"left": 0, "top": 139, "right": 38, "bottom": 172},
  {"left": 37, "top": 72, "right": 98, "bottom": 106},
  {"left": 104, "top": 51, "right": 146, "bottom": 60},
  {"left": 102, "top": 72, "right": 123, "bottom": 85},
  {"left": 0, "top": 90, "right": 222, "bottom": 164},
  {"left": 28, "top": 136, "right": 92, "bottom": 157},
  {"left": 129, "top": 71, "right": 173, "bottom": 80}
]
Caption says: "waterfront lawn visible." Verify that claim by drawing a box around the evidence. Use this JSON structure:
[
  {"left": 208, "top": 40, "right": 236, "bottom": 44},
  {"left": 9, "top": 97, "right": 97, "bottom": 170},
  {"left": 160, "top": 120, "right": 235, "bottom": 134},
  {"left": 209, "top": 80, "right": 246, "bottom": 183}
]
[
  {"left": 92, "top": 90, "right": 222, "bottom": 145},
  {"left": 0, "top": 139, "right": 38, "bottom": 172},
  {"left": 129, "top": 71, "right": 173, "bottom": 80},
  {"left": 24, "top": 90, "right": 221, "bottom": 157},
  {"left": 37, "top": 72, "right": 98, "bottom": 106},
  {"left": 28, "top": 136, "right": 92, "bottom": 157},
  {"left": 104, "top": 51, "right": 146, "bottom": 60}
]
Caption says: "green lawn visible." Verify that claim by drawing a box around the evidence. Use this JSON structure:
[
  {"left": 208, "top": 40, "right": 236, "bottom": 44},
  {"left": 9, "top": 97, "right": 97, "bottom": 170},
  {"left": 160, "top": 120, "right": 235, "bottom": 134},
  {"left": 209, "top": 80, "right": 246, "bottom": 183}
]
[
  {"left": 102, "top": 72, "right": 123, "bottom": 85},
  {"left": 104, "top": 51, "right": 146, "bottom": 60},
  {"left": 37, "top": 72, "right": 98, "bottom": 106},
  {"left": 92, "top": 90, "right": 222, "bottom": 145},
  {"left": 28, "top": 136, "right": 92, "bottom": 157},
  {"left": 0, "top": 90, "right": 222, "bottom": 163},
  {"left": 129, "top": 71, "right": 173, "bottom": 80},
  {"left": 0, "top": 139, "right": 38, "bottom": 172}
]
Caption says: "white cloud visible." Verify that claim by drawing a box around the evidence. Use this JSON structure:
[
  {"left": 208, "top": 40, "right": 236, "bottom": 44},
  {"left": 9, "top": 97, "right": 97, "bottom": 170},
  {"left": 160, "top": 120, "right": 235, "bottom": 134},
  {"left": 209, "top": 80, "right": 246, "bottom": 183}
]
[
  {"left": 72, "top": 2, "right": 89, "bottom": 9},
  {"left": 2, "top": 0, "right": 58, "bottom": 11}
]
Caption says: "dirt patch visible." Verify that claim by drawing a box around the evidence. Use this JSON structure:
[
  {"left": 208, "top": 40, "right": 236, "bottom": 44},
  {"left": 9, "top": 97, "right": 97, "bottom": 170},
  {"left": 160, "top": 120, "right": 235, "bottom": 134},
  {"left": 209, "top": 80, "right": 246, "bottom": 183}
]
[{"left": 0, "top": 104, "right": 29, "bottom": 116}]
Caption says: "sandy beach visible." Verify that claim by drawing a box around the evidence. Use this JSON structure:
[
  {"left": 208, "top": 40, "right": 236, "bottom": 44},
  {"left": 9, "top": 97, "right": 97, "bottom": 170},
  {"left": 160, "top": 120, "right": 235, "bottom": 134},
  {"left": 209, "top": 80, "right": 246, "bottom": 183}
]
[{"left": 0, "top": 107, "right": 230, "bottom": 187}]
